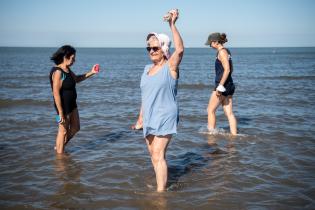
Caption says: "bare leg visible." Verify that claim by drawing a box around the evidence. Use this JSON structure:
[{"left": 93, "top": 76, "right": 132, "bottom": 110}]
[
  {"left": 55, "top": 118, "right": 69, "bottom": 154},
  {"left": 64, "top": 108, "right": 80, "bottom": 146},
  {"left": 207, "top": 91, "right": 222, "bottom": 130},
  {"left": 145, "top": 135, "right": 171, "bottom": 192},
  {"left": 222, "top": 96, "right": 237, "bottom": 135}
]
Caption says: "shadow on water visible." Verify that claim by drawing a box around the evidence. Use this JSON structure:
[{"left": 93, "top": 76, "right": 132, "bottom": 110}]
[
  {"left": 168, "top": 152, "right": 210, "bottom": 187},
  {"left": 75, "top": 130, "right": 135, "bottom": 151},
  {"left": 167, "top": 136, "right": 233, "bottom": 191},
  {"left": 237, "top": 117, "right": 252, "bottom": 126},
  {"left": 97, "top": 130, "right": 133, "bottom": 143}
]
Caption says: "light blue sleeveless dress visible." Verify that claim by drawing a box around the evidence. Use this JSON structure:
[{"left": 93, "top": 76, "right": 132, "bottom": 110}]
[{"left": 140, "top": 63, "right": 178, "bottom": 138}]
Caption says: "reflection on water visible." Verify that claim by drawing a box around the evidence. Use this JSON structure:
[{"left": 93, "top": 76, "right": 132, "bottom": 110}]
[
  {"left": 54, "top": 153, "right": 81, "bottom": 181},
  {"left": 206, "top": 134, "right": 236, "bottom": 154},
  {"left": 135, "top": 191, "right": 169, "bottom": 210},
  {"left": 50, "top": 153, "right": 86, "bottom": 209}
]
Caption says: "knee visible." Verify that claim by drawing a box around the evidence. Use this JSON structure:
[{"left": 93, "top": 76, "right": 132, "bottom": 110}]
[
  {"left": 151, "top": 150, "right": 164, "bottom": 166},
  {"left": 224, "top": 110, "right": 234, "bottom": 118},
  {"left": 208, "top": 108, "right": 216, "bottom": 115}
]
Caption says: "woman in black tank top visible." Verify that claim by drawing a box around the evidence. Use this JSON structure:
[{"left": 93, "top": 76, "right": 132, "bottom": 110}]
[
  {"left": 50, "top": 45, "right": 99, "bottom": 154},
  {"left": 205, "top": 33, "right": 237, "bottom": 135}
]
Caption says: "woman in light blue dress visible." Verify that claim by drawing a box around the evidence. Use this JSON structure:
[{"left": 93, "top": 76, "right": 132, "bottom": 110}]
[{"left": 133, "top": 9, "right": 184, "bottom": 192}]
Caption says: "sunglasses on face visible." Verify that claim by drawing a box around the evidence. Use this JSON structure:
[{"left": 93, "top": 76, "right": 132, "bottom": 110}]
[{"left": 146, "top": 46, "right": 160, "bottom": 52}]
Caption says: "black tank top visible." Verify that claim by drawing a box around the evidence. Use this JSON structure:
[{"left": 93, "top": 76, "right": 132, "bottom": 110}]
[
  {"left": 215, "top": 48, "right": 234, "bottom": 86},
  {"left": 49, "top": 67, "right": 77, "bottom": 115}
]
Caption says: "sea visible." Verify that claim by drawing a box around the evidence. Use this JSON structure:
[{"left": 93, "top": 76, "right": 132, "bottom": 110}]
[{"left": 0, "top": 47, "right": 314, "bottom": 209}]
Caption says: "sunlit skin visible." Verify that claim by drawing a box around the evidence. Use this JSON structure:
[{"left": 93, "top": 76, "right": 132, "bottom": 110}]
[
  {"left": 207, "top": 40, "right": 237, "bottom": 135},
  {"left": 52, "top": 53, "right": 98, "bottom": 154},
  {"left": 147, "top": 37, "right": 167, "bottom": 76},
  {"left": 133, "top": 9, "right": 184, "bottom": 192}
]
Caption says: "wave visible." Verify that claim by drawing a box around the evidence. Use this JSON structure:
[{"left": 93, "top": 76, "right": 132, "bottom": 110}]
[
  {"left": 0, "top": 98, "right": 51, "bottom": 108},
  {"left": 259, "top": 76, "right": 315, "bottom": 80},
  {"left": 198, "top": 126, "right": 249, "bottom": 137},
  {"left": 198, "top": 126, "right": 228, "bottom": 135},
  {"left": 179, "top": 83, "right": 209, "bottom": 90}
]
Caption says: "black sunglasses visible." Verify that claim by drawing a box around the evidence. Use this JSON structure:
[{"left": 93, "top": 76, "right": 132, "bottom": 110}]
[{"left": 146, "top": 46, "right": 160, "bottom": 52}]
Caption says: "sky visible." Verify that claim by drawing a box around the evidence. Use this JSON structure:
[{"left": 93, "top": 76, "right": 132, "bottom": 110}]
[{"left": 0, "top": 0, "right": 314, "bottom": 47}]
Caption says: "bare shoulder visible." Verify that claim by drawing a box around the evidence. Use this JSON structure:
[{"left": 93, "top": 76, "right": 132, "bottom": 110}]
[
  {"left": 52, "top": 69, "right": 62, "bottom": 80},
  {"left": 218, "top": 48, "right": 229, "bottom": 56},
  {"left": 218, "top": 49, "right": 229, "bottom": 60}
]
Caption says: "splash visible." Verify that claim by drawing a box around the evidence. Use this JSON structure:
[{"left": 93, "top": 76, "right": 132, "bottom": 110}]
[
  {"left": 198, "top": 126, "right": 250, "bottom": 138},
  {"left": 198, "top": 126, "right": 227, "bottom": 135}
]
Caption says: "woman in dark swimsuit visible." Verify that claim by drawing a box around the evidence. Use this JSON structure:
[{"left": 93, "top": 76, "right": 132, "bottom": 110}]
[
  {"left": 205, "top": 33, "right": 237, "bottom": 135},
  {"left": 50, "top": 45, "right": 99, "bottom": 153}
]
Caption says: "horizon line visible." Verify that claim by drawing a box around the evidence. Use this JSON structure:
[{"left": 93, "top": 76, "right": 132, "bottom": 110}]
[{"left": 1, "top": 46, "right": 315, "bottom": 49}]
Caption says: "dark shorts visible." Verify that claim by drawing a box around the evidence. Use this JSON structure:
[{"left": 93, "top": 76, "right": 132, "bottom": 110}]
[{"left": 214, "top": 82, "right": 235, "bottom": 96}]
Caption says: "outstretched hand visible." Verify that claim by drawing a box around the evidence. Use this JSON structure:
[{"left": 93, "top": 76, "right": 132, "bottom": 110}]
[{"left": 91, "top": 64, "right": 100, "bottom": 74}]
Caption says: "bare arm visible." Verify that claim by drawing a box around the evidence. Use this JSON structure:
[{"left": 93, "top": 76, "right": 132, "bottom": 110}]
[
  {"left": 71, "top": 65, "right": 98, "bottom": 83},
  {"left": 168, "top": 10, "right": 184, "bottom": 79},
  {"left": 52, "top": 70, "right": 65, "bottom": 123},
  {"left": 132, "top": 106, "right": 143, "bottom": 130}
]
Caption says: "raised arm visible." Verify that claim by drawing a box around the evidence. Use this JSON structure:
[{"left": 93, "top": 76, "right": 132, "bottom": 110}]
[{"left": 168, "top": 10, "right": 184, "bottom": 79}]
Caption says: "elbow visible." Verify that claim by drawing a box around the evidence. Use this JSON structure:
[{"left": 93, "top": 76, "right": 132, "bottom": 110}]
[
  {"left": 176, "top": 47, "right": 184, "bottom": 56},
  {"left": 179, "top": 47, "right": 184, "bottom": 55},
  {"left": 53, "top": 92, "right": 59, "bottom": 99},
  {"left": 223, "top": 67, "right": 230, "bottom": 74},
  {"left": 52, "top": 88, "right": 60, "bottom": 97}
]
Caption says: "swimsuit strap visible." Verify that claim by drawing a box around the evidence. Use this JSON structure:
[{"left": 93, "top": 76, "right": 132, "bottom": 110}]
[
  {"left": 53, "top": 67, "right": 67, "bottom": 81},
  {"left": 216, "top": 48, "right": 231, "bottom": 59}
]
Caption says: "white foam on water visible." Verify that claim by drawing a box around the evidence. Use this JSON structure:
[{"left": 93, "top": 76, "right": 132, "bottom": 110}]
[
  {"left": 198, "top": 126, "right": 228, "bottom": 136},
  {"left": 198, "top": 126, "right": 250, "bottom": 138}
]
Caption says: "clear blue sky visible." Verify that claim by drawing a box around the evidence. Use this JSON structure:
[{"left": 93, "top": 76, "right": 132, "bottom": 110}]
[{"left": 0, "top": 0, "right": 314, "bottom": 47}]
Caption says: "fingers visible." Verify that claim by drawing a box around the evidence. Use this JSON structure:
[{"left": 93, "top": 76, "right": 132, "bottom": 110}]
[
  {"left": 216, "top": 91, "right": 221, "bottom": 97},
  {"left": 216, "top": 91, "right": 223, "bottom": 101},
  {"left": 170, "top": 9, "right": 179, "bottom": 16},
  {"left": 171, "top": 12, "right": 178, "bottom": 22},
  {"left": 131, "top": 124, "right": 140, "bottom": 130},
  {"left": 91, "top": 64, "right": 100, "bottom": 74},
  {"left": 91, "top": 65, "right": 97, "bottom": 74},
  {"left": 131, "top": 122, "right": 143, "bottom": 130},
  {"left": 59, "top": 116, "right": 66, "bottom": 124},
  {"left": 168, "top": 9, "right": 178, "bottom": 24}
]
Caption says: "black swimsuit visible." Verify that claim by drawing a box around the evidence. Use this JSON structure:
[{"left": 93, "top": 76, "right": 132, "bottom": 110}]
[
  {"left": 49, "top": 67, "right": 77, "bottom": 115},
  {"left": 214, "top": 48, "right": 235, "bottom": 96}
]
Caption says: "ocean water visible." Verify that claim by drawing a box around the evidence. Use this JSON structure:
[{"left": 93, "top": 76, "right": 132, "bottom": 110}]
[{"left": 0, "top": 47, "right": 314, "bottom": 209}]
